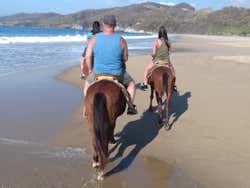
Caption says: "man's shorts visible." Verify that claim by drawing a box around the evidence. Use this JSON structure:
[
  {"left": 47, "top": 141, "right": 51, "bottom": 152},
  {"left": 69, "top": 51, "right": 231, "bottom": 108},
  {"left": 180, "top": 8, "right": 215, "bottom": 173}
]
[{"left": 86, "top": 71, "right": 134, "bottom": 86}]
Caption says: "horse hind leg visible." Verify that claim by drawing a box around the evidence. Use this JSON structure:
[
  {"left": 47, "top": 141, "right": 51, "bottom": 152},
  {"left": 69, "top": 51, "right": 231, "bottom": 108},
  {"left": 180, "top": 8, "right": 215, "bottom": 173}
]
[
  {"left": 93, "top": 145, "right": 106, "bottom": 181},
  {"left": 156, "top": 92, "right": 163, "bottom": 125},
  {"left": 96, "top": 141, "right": 109, "bottom": 181},
  {"left": 109, "top": 123, "right": 116, "bottom": 144},
  {"left": 91, "top": 143, "right": 104, "bottom": 180},
  {"left": 92, "top": 155, "right": 100, "bottom": 168},
  {"left": 164, "top": 99, "right": 170, "bottom": 130},
  {"left": 92, "top": 146, "right": 100, "bottom": 168},
  {"left": 165, "top": 79, "right": 174, "bottom": 130},
  {"left": 148, "top": 84, "right": 154, "bottom": 112}
]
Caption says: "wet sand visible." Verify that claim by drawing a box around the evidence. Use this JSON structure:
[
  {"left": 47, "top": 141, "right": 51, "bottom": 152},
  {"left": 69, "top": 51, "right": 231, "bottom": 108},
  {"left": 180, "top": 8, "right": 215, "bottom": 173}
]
[
  {"left": 0, "top": 141, "right": 199, "bottom": 188},
  {"left": 56, "top": 34, "right": 250, "bottom": 188}
]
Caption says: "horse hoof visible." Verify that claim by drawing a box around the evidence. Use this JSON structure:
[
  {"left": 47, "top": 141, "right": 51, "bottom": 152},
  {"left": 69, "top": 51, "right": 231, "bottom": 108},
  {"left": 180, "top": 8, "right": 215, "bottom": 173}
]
[
  {"left": 92, "top": 161, "right": 100, "bottom": 168},
  {"left": 97, "top": 171, "right": 104, "bottom": 181}
]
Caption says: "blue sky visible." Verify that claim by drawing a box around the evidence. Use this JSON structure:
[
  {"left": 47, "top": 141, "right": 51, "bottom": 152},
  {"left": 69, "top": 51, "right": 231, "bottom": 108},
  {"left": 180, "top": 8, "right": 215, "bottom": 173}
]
[{"left": 1, "top": 0, "right": 250, "bottom": 16}]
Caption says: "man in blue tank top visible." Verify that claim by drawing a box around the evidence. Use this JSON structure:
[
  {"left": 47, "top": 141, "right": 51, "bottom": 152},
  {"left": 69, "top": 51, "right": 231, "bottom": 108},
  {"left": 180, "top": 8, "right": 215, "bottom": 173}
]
[{"left": 84, "top": 15, "right": 137, "bottom": 115}]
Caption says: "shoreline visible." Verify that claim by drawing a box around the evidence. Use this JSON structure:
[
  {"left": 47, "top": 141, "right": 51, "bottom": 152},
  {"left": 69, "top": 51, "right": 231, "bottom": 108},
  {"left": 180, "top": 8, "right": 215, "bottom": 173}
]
[
  {"left": 55, "top": 34, "right": 250, "bottom": 187},
  {"left": 1, "top": 25, "right": 250, "bottom": 38}
]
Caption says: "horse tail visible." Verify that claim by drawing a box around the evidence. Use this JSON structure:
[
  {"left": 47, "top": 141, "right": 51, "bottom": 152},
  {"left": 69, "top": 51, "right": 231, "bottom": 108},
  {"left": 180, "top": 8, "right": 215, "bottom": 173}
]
[
  {"left": 162, "top": 72, "right": 168, "bottom": 96},
  {"left": 93, "top": 93, "right": 109, "bottom": 169}
]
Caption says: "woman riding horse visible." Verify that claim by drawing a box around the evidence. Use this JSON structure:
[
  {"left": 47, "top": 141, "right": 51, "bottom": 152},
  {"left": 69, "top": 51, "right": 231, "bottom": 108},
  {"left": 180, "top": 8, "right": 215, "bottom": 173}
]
[
  {"left": 80, "top": 21, "right": 101, "bottom": 79},
  {"left": 142, "top": 26, "right": 176, "bottom": 128},
  {"left": 140, "top": 26, "right": 176, "bottom": 91}
]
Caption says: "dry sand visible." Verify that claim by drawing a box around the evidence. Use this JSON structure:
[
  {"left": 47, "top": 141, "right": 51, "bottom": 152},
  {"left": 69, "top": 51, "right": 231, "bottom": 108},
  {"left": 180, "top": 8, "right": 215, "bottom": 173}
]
[{"left": 56, "top": 34, "right": 250, "bottom": 188}]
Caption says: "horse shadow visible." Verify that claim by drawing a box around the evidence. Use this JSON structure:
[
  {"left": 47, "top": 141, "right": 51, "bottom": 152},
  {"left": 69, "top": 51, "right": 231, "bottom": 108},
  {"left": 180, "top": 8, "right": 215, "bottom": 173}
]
[
  {"left": 105, "top": 111, "right": 162, "bottom": 177},
  {"left": 135, "top": 83, "right": 191, "bottom": 130},
  {"left": 168, "top": 91, "right": 191, "bottom": 130},
  {"left": 104, "top": 90, "right": 191, "bottom": 177}
]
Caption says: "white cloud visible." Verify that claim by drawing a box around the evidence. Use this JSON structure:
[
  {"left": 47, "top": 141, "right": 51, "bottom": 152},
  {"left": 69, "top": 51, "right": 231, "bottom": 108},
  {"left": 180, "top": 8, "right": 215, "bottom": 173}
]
[
  {"left": 190, "top": 3, "right": 196, "bottom": 8},
  {"left": 159, "top": 1, "right": 176, "bottom": 6},
  {"left": 105, "top": 0, "right": 148, "bottom": 7},
  {"left": 227, "top": 0, "right": 250, "bottom": 7}
]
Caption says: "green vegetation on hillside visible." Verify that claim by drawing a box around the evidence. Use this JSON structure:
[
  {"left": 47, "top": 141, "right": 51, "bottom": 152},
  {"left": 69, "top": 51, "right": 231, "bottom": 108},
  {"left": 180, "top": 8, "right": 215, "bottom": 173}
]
[
  {"left": 0, "top": 2, "right": 250, "bottom": 36},
  {"left": 209, "top": 27, "right": 250, "bottom": 36}
]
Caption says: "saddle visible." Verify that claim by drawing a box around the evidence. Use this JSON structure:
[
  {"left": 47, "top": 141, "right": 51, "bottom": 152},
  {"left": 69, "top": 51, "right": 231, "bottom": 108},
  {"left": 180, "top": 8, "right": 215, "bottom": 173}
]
[
  {"left": 94, "top": 74, "right": 119, "bottom": 82},
  {"left": 156, "top": 60, "right": 170, "bottom": 65},
  {"left": 92, "top": 74, "right": 130, "bottom": 103},
  {"left": 146, "top": 60, "right": 171, "bottom": 80}
]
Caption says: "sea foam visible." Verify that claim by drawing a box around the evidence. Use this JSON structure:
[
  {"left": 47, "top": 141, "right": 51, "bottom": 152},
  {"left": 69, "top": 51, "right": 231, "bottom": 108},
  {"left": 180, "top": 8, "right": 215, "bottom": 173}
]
[
  {"left": 0, "top": 35, "right": 85, "bottom": 44},
  {"left": 0, "top": 34, "right": 157, "bottom": 44}
]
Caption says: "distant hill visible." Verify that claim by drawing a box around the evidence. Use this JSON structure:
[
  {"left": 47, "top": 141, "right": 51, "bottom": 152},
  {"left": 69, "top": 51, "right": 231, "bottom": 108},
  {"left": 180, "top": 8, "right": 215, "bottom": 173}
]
[{"left": 0, "top": 2, "right": 250, "bottom": 35}]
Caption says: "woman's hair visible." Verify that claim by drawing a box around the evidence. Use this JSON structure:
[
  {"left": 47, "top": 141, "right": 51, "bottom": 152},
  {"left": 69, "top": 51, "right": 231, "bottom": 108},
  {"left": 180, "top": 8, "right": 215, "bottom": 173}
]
[
  {"left": 91, "top": 21, "right": 101, "bottom": 35},
  {"left": 158, "top": 26, "right": 170, "bottom": 48},
  {"left": 158, "top": 26, "right": 168, "bottom": 40}
]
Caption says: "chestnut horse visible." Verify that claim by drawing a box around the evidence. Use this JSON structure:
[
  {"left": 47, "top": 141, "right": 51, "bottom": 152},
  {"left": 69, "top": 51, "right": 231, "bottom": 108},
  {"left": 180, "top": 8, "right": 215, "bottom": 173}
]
[
  {"left": 147, "top": 65, "right": 175, "bottom": 129},
  {"left": 83, "top": 60, "right": 127, "bottom": 180}
]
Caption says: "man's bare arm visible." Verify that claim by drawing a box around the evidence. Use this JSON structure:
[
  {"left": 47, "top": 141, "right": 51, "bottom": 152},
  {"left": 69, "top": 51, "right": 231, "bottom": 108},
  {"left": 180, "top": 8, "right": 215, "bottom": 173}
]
[
  {"left": 120, "top": 37, "right": 128, "bottom": 63},
  {"left": 85, "top": 36, "right": 95, "bottom": 72},
  {"left": 152, "top": 40, "right": 158, "bottom": 59}
]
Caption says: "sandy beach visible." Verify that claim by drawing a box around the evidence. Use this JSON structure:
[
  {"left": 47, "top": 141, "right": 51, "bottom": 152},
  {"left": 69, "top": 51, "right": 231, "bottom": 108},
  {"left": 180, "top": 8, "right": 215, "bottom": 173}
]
[{"left": 55, "top": 34, "right": 250, "bottom": 188}]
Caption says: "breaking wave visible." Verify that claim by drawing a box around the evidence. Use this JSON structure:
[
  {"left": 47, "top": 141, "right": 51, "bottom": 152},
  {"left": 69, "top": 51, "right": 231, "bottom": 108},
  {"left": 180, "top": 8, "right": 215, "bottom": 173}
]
[{"left": 0, "top": 34, "right": 157, "bottom": 44}]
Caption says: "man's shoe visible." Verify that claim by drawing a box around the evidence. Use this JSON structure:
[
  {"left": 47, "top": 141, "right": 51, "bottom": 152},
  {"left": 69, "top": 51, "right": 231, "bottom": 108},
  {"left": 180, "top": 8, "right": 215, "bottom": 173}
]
[
  {"left": 127, "top": 105, "right": 137, "bottom": 115},
  {"left": 140, "top": 83, "right": 148, "bottom": 91}
]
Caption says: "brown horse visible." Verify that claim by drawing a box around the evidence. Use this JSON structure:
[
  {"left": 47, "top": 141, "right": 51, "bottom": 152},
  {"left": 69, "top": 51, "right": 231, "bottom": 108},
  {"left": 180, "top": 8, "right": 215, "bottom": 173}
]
[
  {"left": 147, "top": 65, "right": 175, "bottom": 129},
  {"left": 83, "top": 61, "right": 127, "bottom": 180}
]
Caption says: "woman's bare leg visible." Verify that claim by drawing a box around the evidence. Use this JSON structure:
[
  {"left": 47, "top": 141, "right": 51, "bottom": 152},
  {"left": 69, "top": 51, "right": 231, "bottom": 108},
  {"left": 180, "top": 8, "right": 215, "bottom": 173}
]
[{"left": 143, "top": 61, "right": 154, "bottom": 85}]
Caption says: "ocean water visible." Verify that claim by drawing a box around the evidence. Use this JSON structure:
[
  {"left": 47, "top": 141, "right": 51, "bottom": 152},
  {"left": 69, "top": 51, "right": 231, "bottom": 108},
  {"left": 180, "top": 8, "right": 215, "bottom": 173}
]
[
  {"left": 0, "top": 26, "right": 159, "bottom": 78},
  {"left": 0, "top": 26, "right": 176, "bottom": 78}
]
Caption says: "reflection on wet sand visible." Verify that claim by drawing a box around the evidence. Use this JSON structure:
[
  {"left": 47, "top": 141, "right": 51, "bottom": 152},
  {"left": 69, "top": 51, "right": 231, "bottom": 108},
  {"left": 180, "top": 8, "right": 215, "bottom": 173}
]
[{"left": 0, "top": 141, "right": 203, "bottom": 188}]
